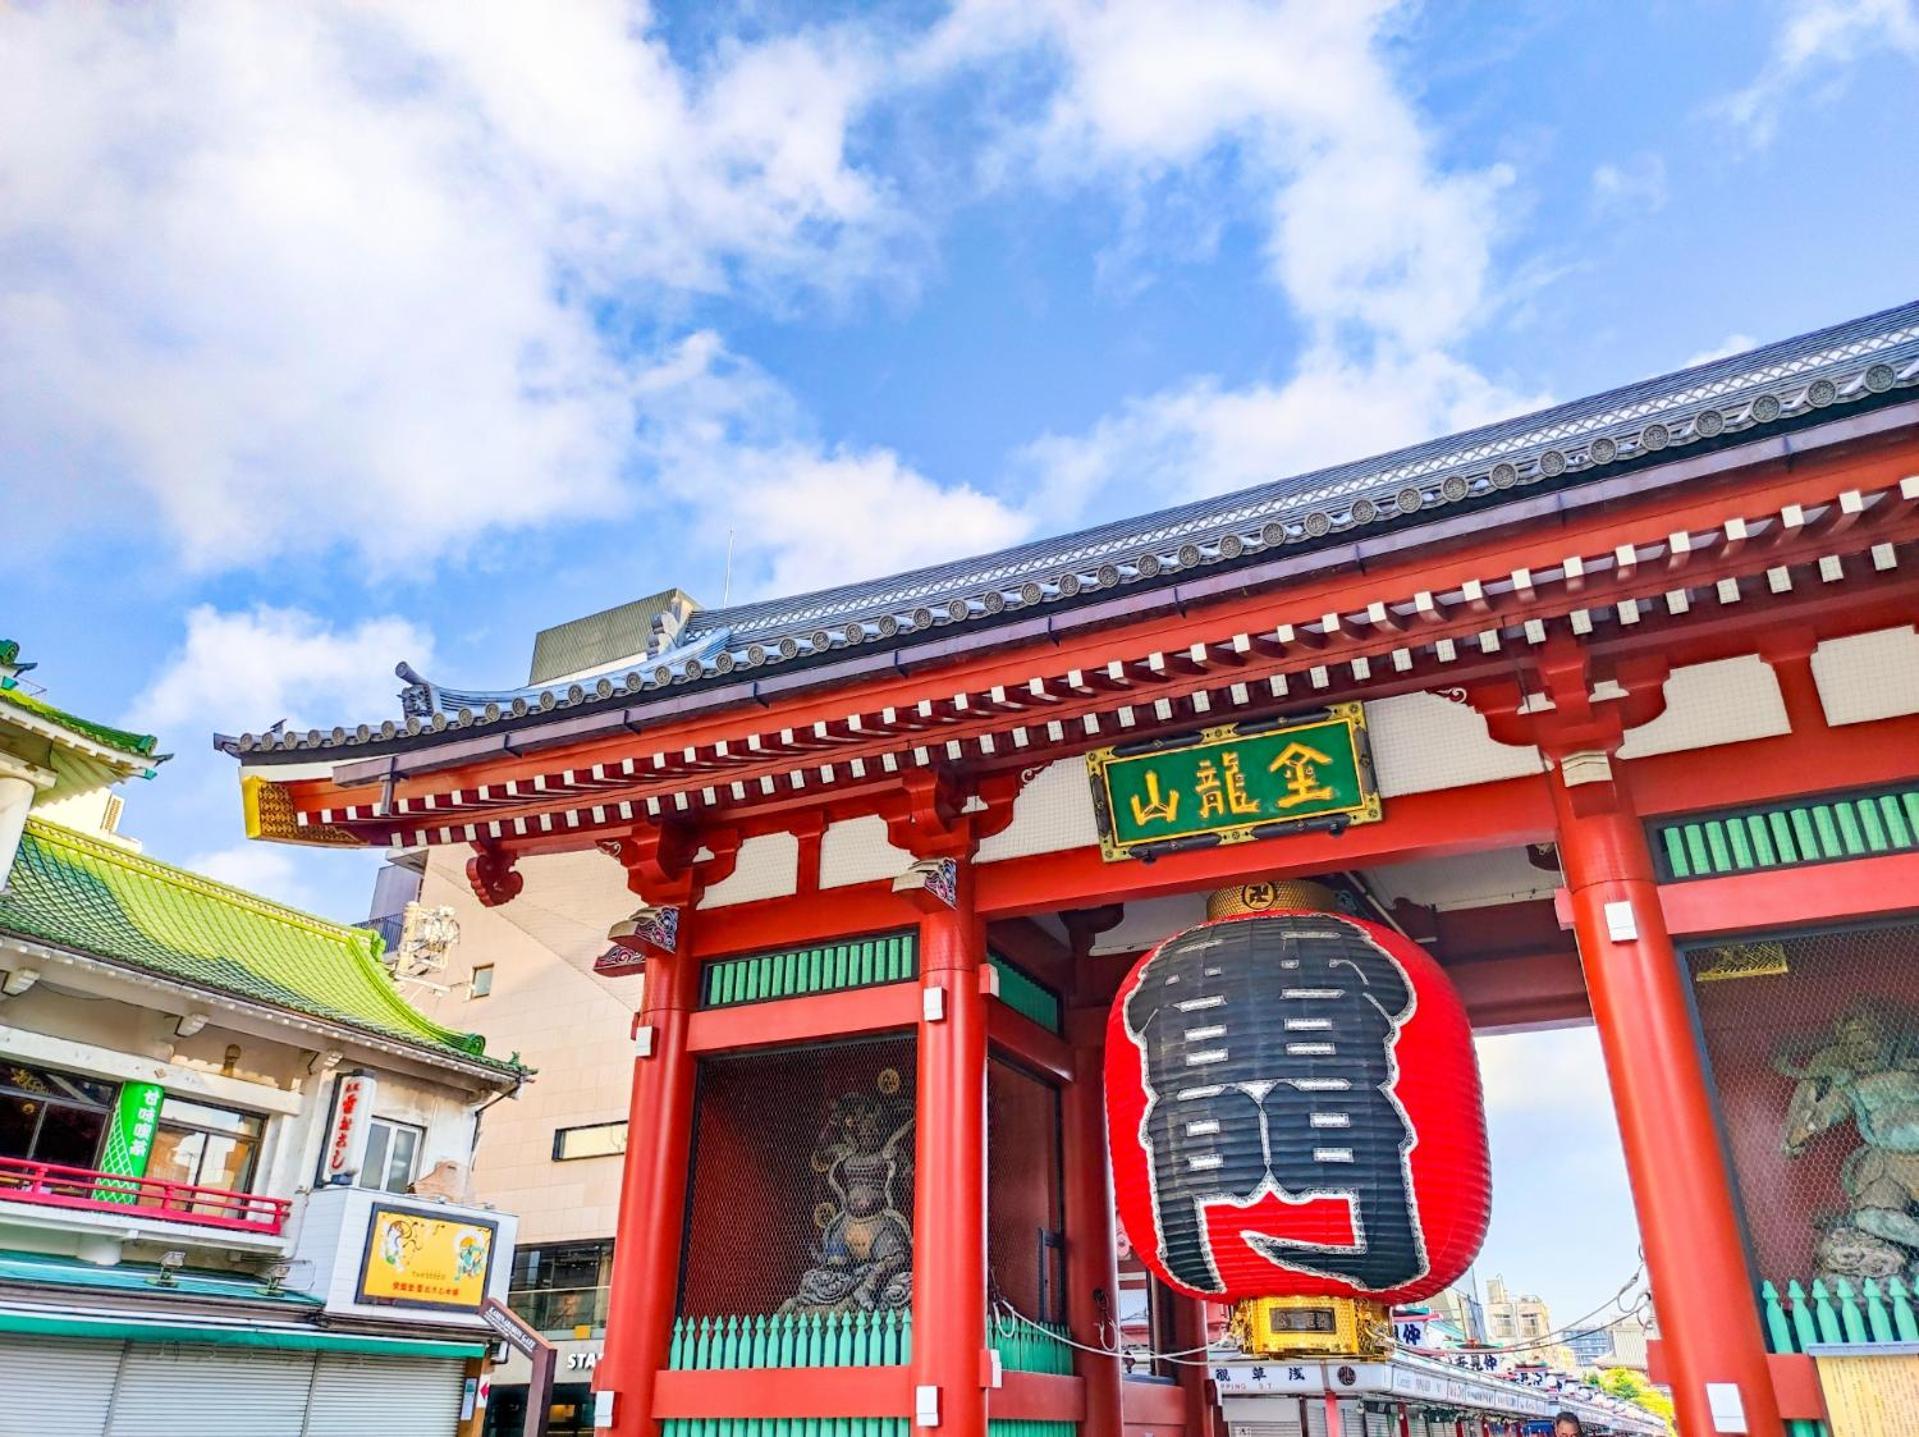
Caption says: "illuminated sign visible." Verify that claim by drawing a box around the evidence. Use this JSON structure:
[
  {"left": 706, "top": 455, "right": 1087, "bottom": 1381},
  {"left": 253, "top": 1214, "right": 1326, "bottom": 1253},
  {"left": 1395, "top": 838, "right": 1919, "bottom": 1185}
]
[
  {"left": 357, "top": 1204, "right": 499, "bottom": 1312},
  {"left": 1086, "top": 706, "right": 1380, "bottom": 861},
  {"left": 320, "top": 1071, "right": 376, "bottom": 1185}
]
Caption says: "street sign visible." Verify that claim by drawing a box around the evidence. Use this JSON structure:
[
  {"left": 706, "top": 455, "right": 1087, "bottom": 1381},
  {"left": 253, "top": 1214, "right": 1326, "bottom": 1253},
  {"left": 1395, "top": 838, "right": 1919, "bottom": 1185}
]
[
  {"left": 481, "top": 1297, "right": 556, "bottom": 1437},
  {"left": 1086, "top": 705, "right": 1380, "bottom": 861}
]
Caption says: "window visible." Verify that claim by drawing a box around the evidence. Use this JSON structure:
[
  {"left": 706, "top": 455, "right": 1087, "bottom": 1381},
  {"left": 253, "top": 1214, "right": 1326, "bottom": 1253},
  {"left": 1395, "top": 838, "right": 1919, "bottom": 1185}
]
[
  {"left": 552, "top": 1121, "right": 626, "bottom": 1161},
  {"left": 469, "top": 964, "right": 494, "bottom": 998},
  {"left": 507, "top": 1240, "right": 614, "bottom": 1335},
  {"left": 146, "top": 1098, "right": 263, "bottom": 1205},
  {"left": 358, "top": 1117, "right": 425, "bottom": 1193},
  {"left": 0, "top": 1062, "right": 116, "bottom": 1169}
]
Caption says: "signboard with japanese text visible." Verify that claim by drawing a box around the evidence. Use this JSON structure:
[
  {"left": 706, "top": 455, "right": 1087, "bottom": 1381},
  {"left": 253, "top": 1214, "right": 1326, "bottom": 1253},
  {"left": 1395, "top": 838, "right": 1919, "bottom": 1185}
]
[
  {"left": 92, "top": 1080, "right": 163, "bottom": 1202},
  {"left": 1813, "top": 1351, "right": 1919, "bottom": 1436},
  {"left": 1085, "top": 705, "right": 1380, "bottom": 861},
  {"left": 357, "top": 1203, "right": 499, "bottom": 1312},
  {"left": 319, "top": 1070, "right": 375, "bottom": 1184}
]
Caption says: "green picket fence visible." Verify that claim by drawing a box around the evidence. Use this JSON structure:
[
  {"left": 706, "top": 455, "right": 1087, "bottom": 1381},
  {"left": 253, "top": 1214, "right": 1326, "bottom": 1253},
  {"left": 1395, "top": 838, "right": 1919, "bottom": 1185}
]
[
  {"left": 988, "top": 954, "right": 1063, "bottom": 1034},
  {"left": 663, "top": 1420, "right": 909, "bottom": 1437},
  {"left": 990, "top": 1319, "right": 1074, "bottom": 1375},
  {"left": 701, "top": 933, "right": 917, "bottom": 1008},
  {"left": 1654, "top": 785, "right": 1919, "bottom": 879},
  {"left": 666, "top": 1311, "right": 913, "bottom": 1368}
]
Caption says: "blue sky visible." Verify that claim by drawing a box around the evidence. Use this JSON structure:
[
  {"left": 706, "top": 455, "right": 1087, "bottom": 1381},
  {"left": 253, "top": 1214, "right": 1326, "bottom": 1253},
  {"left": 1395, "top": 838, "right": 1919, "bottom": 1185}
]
[{"left": 6, "top": 0, "right": 1917, "bottom": 1324}]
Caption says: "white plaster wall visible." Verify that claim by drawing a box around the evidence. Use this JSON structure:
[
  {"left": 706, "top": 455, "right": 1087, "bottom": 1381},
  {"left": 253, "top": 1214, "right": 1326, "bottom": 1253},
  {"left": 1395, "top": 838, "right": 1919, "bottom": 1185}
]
[
  {"left": 1364, "top": 692, "right": 1544, "bottom": 797},
  {"left": 1617, "top": 655, "right": 1790, "bottom": 758},
  {"left": 819, "top": 815, "right": 913, "bottom": 889},
  {"left": 975, "top": 759, "right": 1101, "bottom": 863},
  {"left": 702, "top": 830, "right": 799, "bottom": 908},
  {"left": 1812, "top": 626, "right": 1919, "bottom": 725}
]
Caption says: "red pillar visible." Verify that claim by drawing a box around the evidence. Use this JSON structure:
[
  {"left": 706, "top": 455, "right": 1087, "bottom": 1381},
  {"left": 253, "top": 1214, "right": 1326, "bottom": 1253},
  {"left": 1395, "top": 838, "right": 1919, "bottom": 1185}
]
[
  {"left": 911, "top": 858, "right": 989, "bottom": 1437},
  {"left": 595, "top": 925, "right": 701, "bottom": 1437},
  {"left": 1549, "top": 766, "right": 1785, "bottom": 1437},
  {"left": 1063, "top": 1005, "right": 1124, "bottom": 1437},
  {"left": 1168, "top": 1294, "right": 1213, "bottom": 1437}
]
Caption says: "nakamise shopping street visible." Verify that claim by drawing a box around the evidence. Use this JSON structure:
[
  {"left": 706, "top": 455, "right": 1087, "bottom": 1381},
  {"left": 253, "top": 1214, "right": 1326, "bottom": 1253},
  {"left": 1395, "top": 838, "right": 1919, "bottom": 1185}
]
[{"left": 221, "top": 302, "right": 1919, "bottom": 1437}]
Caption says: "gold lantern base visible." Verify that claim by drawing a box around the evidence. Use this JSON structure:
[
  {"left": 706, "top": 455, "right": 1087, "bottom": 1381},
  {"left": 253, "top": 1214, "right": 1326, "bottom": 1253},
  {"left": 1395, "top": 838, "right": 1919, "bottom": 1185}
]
[{"left": 1231, "top": 1295, "right": 1392, "bottom": 1359}]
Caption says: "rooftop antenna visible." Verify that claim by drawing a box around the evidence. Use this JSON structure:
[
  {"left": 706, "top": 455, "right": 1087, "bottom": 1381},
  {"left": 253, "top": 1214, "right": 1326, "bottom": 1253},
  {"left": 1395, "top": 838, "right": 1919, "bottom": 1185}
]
[{"left": 721, "top": 528, "right": 736, "bottom": 606}]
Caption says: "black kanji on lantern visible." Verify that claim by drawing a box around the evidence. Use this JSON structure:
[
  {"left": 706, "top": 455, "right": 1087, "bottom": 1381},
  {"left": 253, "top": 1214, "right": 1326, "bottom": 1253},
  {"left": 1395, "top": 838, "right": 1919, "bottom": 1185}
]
[{"left": 1121, "top": 915, "right": 1423, "bottom": 1293}]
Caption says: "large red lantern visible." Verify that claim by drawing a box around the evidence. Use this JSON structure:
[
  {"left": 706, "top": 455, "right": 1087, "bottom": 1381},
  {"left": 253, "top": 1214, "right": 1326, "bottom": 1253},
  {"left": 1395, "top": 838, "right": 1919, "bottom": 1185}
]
[{"left": 1105, "top": 909, "right": 1489, "bottom": 1305}]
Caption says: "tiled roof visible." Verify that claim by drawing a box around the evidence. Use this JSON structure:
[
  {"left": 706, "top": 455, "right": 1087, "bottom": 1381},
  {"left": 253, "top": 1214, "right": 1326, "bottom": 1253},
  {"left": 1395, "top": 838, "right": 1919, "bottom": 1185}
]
[
  {"left": 1, "top": 682, "right": 162, "bottom": 762},
  {"left": 225, "top": 298, "right": 1919, "bottom": 761},
  {"left": 0, "top": 820, "right": 517, "bottom": 1075}
]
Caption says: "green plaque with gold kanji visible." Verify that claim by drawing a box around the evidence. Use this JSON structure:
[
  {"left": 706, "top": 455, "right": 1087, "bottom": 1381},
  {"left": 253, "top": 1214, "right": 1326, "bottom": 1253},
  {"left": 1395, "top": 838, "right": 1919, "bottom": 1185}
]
[{"left": 1085, "top": 703, "right": 1381, "bottom": 861}]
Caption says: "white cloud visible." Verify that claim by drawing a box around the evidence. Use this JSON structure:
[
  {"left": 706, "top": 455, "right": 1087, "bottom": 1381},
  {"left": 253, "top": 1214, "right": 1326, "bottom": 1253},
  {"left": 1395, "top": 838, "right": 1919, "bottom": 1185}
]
[
  {"left": 1721, "top": 0, "right": 1919, "bottom": 143},
  {"left": 631, "top": 333, "right": 1031, "bottom": 597},
  {"left": 1590, "top": 154, "right": 1668, "bottom": 216},
  {"left": 1475, "top": 1027, "right": 1617, "bottom": 1121},
  {"left": 1015, "top": 346, "right": 1550, "bottom": 526},
  {"left": 922, "top": 0, "right": 1513, "bottom": 349},
  {"left": 0, "top": 3, "right": 903, "bottom": 572},
  {"left": 1683, "top": 333, "right": 1760, "bottom": 369},
  {"left": 129, "top": 605, "right": 433, "bottom": 738}
]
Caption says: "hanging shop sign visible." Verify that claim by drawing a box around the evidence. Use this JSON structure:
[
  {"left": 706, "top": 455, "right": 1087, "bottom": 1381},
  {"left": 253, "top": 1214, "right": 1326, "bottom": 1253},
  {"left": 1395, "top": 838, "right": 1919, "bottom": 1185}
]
[
  {"left": 1085, "top": 705, "right": 1380, "bottom": 862},
  {"left": 319, "top": 1070, "right": 376, "bottom": 1184},
  {"left": 1105, "top": 910, "right": 1490, "bottom": 1305},
  {"left": 92, "top": 1080, "right": 163, "bottom": 1203},
  {"left": 358, "top": 1203, "right": 500, "bottom": 1312}
]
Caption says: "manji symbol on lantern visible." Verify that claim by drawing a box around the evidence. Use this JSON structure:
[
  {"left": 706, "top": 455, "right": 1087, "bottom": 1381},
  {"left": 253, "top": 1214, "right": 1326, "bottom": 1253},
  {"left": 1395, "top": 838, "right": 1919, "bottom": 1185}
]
[{"left": 1105, "top": 893, "right": 1490, "bottom": 1307}]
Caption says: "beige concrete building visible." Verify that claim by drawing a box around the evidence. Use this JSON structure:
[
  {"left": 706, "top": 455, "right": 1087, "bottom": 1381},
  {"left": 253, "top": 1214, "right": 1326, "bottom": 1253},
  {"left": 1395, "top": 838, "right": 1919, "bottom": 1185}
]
[{"left": 1483, "top": 1274, "right": 1578, "bottom": 1372}]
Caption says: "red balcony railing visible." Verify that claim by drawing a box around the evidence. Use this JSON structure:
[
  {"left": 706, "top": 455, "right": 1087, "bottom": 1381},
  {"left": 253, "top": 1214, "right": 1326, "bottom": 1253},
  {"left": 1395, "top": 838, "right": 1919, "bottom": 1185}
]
[{"left": 0, "top": 1156, "right": 290, "bottom": 1235}]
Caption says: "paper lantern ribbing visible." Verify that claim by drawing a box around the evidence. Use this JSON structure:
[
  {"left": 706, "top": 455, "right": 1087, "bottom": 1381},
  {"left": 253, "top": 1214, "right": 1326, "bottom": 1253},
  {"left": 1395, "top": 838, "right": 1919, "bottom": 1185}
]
[{"left": 1105, "top": 911, "right": 1490, "bottom": 1305}]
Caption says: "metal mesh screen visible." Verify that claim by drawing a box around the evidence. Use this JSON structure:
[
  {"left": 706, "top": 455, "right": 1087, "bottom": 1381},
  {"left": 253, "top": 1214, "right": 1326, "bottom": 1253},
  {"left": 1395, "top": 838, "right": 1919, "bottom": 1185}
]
[
  {"left": 987, "top": 1056, "right": 1064, "bottom": 1324},
  {"left": 681, "top": 1036, "right": 917, "bottom": 1319},
  {"left": 1689, "top": 919, "right": 1919, "bottom": 1289}
]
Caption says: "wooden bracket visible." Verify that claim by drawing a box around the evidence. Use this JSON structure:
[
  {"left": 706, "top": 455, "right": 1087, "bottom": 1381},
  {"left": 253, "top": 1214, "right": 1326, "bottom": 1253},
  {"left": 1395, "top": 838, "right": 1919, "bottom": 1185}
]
[
  {"left": 465, "top": 842, "right": 524, "bottom": 908},
  {"left": 600, "top": 821, "right": 741, "bottom": 906}
]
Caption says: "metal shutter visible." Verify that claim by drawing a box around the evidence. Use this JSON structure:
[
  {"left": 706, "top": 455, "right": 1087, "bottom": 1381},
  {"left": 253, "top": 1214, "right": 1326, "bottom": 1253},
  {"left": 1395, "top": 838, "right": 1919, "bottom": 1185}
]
[
  {"left": 106, "top": 1344, "right": 313, "bottom": 1437},
  {"left": 0, "top": 1336, "right": 121, "bottom": 1437},
  {"left": 301, "top": 1354, "right": 464, "bottom": 1436}
]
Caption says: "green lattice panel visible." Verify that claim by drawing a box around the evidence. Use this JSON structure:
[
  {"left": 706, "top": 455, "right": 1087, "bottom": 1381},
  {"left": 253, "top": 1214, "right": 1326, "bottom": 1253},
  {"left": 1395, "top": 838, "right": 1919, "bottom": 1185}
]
[
  {"left": 700, "top": 933, "right": 918, "bottom": 1007},
  {"left": 1654, "top": 786, "right": 1919, "bottom": 880},
  {"left": 988, "top": 955, "right": 1062, "bottom": 1034}
]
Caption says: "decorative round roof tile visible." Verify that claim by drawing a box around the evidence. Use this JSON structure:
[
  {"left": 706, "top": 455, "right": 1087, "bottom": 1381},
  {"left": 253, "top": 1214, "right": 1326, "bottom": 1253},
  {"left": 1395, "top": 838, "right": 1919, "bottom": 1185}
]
[
  {"left": 778, "top": 637, "right": 800, "bottom": 659},
  {"left": 538, "top": 690, "right": 556, "bottom": 711},
  {"left": 1641, "top": 422, "right": 1670, "bottom": 451},
  {"left": 877, "top": 615, "right": 900, "bottom": 638},
  {"left": 1588, "top": 436, "right": 1618, "bottom": 465},
  {"left": 237, "top": 733, "right": 255, "bottom": 752},
  {"left": 981, "top": 590, "right": 1006, "bottom": 613},
  {"left": 842, "top": 622, "right": 866, "bottom": 643},
  {"left": 946, "top": 598, "right": 970, "bottom": 621},
  {"left": 712, "top": 651, "right": 735, "bottom": 674},
  {"left": 1092, "top": 564, "right": 1116, "bottom": 588},
  {"left": 1866, "top": 363, "right": 1896, "bottom": 393},
  {"left": 910, "top": 607, "right": 934, "bottom": 629},
  {"left": 307, "top": 729, "right": 322, "bottom": 745},
  {"left": 450, "top": 712, "right": 469, "bottom": 729},
  {"left": 1218, "top": 533, "right": 1244, "bottom": 559},
  {"left": 483, "top": 702, "right": 502, "bottom": 721},
  {"left": 683, "top": 658, "right": 704, "bottom": 678},
  {"left": 1807, "top": 378, "right": 1837, "bottom": 408},
  {"left": 1751, "top": 394, "right": 1782, "bottom": 423},
  {"left": 1177, "top": 543, "right": 1202, "bottom": 568},
  {"left": 1694, "top": 409, "right": 1725, "bottom": 438},
  {"left": 1396, "top": 487, "right": 1424, "bottom": 514},
  {"left": 331, "top": 726, "right": 348, "bottom": 743},
  {"left": 624, "top": 672, "right": 642, "bottom": 691},
  {"left": 1136, "top": 553, "right": 1162, "bottom": 578},
  {"left": 379, "top": 720, "right": 397, "bottom": 739},
  {"left": 510, "top": 697, "right": 529, "bottom": 717},
  {"left": 1538, "top": 450, "right": 1567, "bottom": 477},
  {"left": 746, "top": 644, "right": 766, "bottom": 666},
  {"left": 405, "top": 716, "right": 423, "bottom": 736},
  {"left": 811, "top": 628, "right": 833, "bottom": 651},
  {"left": 1303, "top": 511, "right": 1333, "bottom": 538},
  {"left": 596, "top": 678, "right": 614, "bottom": 698},
  {"left": 1058, "top": 573, "right": 1082, "bottom": 597},
  {"left": 1441, "top": 475, "right": 1469, "bottom": 503},
  {"left": 1350, "top": 498, "right": 1378, "bottom": 524},
  {"left": 1019, "top": 581, "right": 1044, "bottom": 605},
  {"left": 431, "top": 714, "right": 448, "bottom": 732},
  {"left": 653, "top": 666, "right": 671, "bottom": 685},
  {"left": 1260, "top": 520, "right": 1287, "bottom": 546},
  {"left": 1489, "top": 462, "right": 1518, "bottom": 489},
  {"left": 355, "top": 724, "right": 372, "bottom": 741}
]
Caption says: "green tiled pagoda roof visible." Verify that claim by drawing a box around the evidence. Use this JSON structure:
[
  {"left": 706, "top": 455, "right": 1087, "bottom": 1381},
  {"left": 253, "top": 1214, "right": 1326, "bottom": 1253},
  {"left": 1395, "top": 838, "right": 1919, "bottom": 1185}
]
[
  {"left": 0, "top": 681, "right": 161, "bottom": 760},
  {"left": 0, "top": 820, "right": 517, "bottom": 1075}
]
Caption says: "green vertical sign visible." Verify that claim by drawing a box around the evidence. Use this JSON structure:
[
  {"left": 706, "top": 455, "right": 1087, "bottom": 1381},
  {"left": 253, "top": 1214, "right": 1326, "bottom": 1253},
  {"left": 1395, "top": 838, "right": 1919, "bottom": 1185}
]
[{"left": 93, "top": 1081, "right": 163, "bottom": 1203}]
